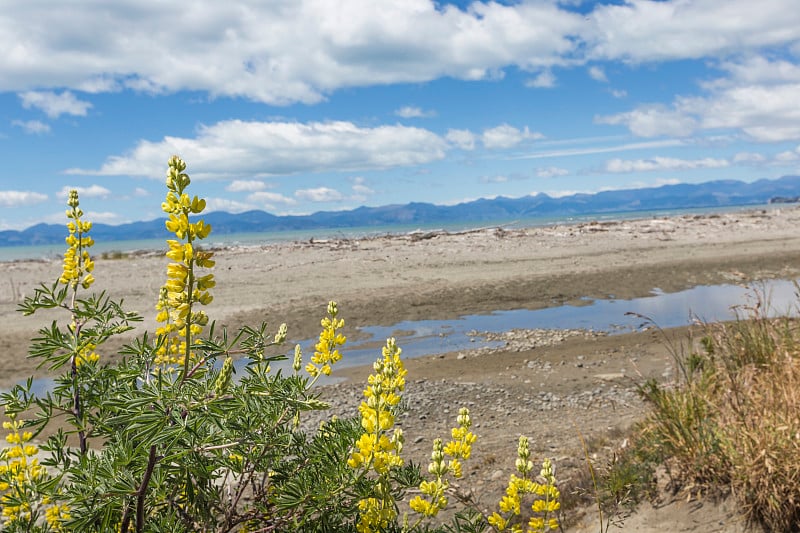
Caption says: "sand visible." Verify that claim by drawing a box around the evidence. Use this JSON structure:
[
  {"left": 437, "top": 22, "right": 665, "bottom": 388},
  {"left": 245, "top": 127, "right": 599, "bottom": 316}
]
[{"left": 2, "top": 205, "right": 800, "bottom": 531}]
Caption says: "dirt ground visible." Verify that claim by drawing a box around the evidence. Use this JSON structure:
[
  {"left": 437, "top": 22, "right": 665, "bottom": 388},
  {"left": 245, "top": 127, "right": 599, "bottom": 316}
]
[{"left": 2, "top": 205, "right": 799, "bottom": 531}]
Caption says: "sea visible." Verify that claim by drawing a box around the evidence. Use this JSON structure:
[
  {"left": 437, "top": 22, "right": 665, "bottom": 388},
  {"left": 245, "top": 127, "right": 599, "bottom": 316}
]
[{"left": 0, "top": 203, "right": 780, "bottom": 263}]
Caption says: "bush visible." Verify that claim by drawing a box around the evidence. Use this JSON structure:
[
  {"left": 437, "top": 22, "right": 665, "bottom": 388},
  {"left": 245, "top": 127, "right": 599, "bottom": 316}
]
[{"left": 0, "top": 157, "right": 561, "bottom": 533}]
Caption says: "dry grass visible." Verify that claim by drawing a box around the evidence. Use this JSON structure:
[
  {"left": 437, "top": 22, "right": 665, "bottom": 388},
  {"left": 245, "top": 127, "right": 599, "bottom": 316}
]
[{"left": 631, "top": 288, "right": 800, "bottom": 532}]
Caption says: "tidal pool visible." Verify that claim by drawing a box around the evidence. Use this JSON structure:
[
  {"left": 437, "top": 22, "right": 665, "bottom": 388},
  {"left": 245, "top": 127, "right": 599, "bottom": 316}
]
[
  {"left": 311, "top": 279, "right": 799, "bottom": 371},
  {"left": 9, "top": 279, "right": 798, "bottom": 393}
]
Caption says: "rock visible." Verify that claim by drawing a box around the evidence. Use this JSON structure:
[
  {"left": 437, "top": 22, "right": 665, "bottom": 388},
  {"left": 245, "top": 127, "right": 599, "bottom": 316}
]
[{"left": 594, "top": 373, "right": 625, "bottom": 381}]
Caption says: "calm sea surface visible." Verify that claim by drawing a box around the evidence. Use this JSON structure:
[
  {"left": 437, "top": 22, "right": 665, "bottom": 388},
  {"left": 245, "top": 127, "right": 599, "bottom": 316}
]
[{"left": 0, "top": 203, "right": 778, "bottom": 263}]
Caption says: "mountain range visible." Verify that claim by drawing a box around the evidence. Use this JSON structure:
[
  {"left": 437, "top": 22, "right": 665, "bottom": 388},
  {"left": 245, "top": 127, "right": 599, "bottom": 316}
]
[{"left": 3, "top": 175, "right": 800, "bottom": 247}]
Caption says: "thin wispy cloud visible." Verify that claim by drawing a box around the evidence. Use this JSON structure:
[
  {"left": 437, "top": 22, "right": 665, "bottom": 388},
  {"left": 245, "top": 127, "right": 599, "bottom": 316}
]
[
  {"left": 513, "top": 139, "right": 685, "bottom": 160},
  {"left": 12, "top": 119, "right": 50, "bottom": 134}
]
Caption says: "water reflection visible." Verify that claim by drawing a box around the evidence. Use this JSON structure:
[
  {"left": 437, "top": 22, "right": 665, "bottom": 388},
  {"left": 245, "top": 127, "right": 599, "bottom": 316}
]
[
  {"left": 7, "top": 279, "right": 798, "bottom": 392},
  {"left": 327, "top": 279, "right": 799, "bottom": 369}
]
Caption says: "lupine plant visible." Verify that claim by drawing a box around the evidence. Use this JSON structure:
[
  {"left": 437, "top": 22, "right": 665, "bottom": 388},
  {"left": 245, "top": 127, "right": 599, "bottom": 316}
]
[
  {"left": 0, "top": 156, "right": 561, "bottom": 532},
  {"left": 486, "top": 436, "right": 561, "bottom": 533}
]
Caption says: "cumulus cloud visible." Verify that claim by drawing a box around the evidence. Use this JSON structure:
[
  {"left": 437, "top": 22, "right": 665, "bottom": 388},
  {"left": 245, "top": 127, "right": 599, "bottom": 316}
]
[
  {"left": 350, "top": 177, "right": 374, "bottom": 200},
  {"left": 482, "top": 124, "right": 543, "bottom": 149},
  {"left": 395, "top": 106, "right": 435, "bottom": 118},
  {"left": 596, "top": 105, "right": 697, "bottom": 138},
  {"left": 588, "top": 66, "right": 607, "bottom": 82},
  {"left": 598, "top": 56, "right": 800, "bottom": 142},
  {"left": 445, "top": 129, "right": 477, "bottom": 150},
  {"left": 586, "top": 0, "right": 800, "bottom": 62},
  {"left": 536, "top": 167, "right": 569, "bottom": 178},
  {"left": 0, "top": 190, "right": 48, "bottom": 207},
  {"left": 0, "top": 1, "right": 583, "bottom": 104},
  {"left": 19, "top": 90, "right": 91, "bottom": 118},
  {"left": 775, "top": 147, "right": 800, "bottom": 162},
  {"left": 204, "top": 198, "right": 257, "bottom": 213},
  {"left": 67, "top": 120, "right": 448, "bottom": 180},
  {"left": 604, "top": 156, "right": 729, "bottom": 173},
  {"left": 58, "top": 185, "right": 111, "bottom": 199},
  {"left": 295, "top": 187, "right": 345, "bottom": 203},
  {"left": 525, "top": 70, "right": 556, "bottom": 88},
  {"left": 12, "top": 119, "right": 50, "bottom": 134},
  {"left": 3, "top": 0, "right": 800, "bottom": 106},
  {"left": 247, "top": 191, "right": 297, "bottom": 208},
  {"left": 733, "top": 152, "right": 767, "bottom": 164},
  {"left": 226, "top": 180, "right": 268, "bottom": 192},
  {"left": 83, "top": 211, "right": 123, "bottom": 224}
]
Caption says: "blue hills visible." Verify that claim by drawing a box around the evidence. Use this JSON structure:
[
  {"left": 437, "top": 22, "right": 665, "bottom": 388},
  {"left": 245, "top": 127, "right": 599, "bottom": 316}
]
[{"left": 3, "top": 175, "right": 799, "bottom": 247}]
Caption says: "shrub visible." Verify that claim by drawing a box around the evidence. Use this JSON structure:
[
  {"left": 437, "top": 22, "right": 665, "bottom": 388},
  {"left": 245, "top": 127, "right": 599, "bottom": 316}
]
[{"left": 0, "top": 156, "right": 561, "bottom": 533}]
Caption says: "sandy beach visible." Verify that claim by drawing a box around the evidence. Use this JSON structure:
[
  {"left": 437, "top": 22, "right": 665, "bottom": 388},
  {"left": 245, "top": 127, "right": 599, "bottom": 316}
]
[{"left": 2, "top": 205, "right": 800, "bottom": 531}]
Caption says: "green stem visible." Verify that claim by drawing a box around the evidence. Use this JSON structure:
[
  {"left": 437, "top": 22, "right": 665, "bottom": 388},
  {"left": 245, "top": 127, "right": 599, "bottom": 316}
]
[{"left": 72, "top": 222, "right": 87, "bottom": 454}]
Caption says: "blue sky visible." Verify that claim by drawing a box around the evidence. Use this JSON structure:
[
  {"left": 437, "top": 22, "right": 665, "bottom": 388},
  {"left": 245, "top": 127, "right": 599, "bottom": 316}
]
[{"left": 2, "top": 0, "right": 800, "bottom": 230}]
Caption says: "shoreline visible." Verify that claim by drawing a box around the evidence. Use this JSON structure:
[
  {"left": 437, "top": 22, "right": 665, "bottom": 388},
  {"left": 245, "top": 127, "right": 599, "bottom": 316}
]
[{"left": 0, "top": 202, "right": 785, "bottom": 264}]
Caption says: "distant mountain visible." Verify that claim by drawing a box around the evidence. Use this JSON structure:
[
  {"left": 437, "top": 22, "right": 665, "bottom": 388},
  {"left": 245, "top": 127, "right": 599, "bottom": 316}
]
[{"left": 3, "top": 175, "right": 800, "bottom": 247}]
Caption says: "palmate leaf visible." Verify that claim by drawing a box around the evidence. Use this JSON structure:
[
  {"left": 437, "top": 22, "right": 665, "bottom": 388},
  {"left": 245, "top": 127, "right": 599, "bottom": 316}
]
[
  {"left": 29, "top": 320, "right": 73, "bottom": 368},
  {"left": 17, "top": 280, "right": 68, "bottom": 316}
]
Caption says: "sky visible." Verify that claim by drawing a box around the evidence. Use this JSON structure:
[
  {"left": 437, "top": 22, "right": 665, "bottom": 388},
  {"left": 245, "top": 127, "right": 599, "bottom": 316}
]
[{"left": 2, "top": 0, "right": 800, "bottom": 231}]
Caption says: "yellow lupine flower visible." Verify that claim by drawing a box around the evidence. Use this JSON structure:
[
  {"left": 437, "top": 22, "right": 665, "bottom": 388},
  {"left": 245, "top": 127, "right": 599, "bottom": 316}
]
[
  {"left": 155, "top": 156, "right": 215, "bottom": 371},
  {"left": 306, "top": 302, "right": 346, "bottom": 379},
  {"left": 59, "top": 190, "right": 95, "bottom": 289}
]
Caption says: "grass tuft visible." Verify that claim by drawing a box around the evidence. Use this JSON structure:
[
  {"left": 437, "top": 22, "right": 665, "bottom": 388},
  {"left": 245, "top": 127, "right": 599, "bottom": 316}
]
[{"left": 625, "top": 287, "right": 800, "bottom": 532}]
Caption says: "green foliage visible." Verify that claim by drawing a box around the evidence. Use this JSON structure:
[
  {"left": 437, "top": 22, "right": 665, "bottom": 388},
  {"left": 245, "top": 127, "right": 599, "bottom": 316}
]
[{"left": 0, "top": 157, "right": 562, "bottom": 533}]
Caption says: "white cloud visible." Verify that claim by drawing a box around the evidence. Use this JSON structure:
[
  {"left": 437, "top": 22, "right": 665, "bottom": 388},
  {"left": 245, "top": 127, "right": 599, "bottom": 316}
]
[
  {"left": 587, "top": 0, "right": 800, "bottom": 62},
  {"left": 482, "top": 124, "right": 542, "bottom": 149},
  {"left": 12, "top": 119, "right": 50, "bottom": 134},
  {"left": 0, "top": 190, "right": 48, "bottom": 207},
  {"left": 58, "top": 184, "right": 111, "bottom": 199},
  {"left": 733, "top": 152, "right": 767, "bottom": 164},
  {"left": 3, "top": 1, "right": 800, "bottom": 107},
  {"left": 204, "top": 198, "right": 257, "bottom": 214},
  {"left": 610, "top": 89, "right": 627, "bottom": 99},
  {"left": 599, "top": 56, "right": 800, "bottom": 142},
  {"left": 295, "top": 187, "right": 344, "bottom": 202},
  {"left": 515, "top": 139, "right": 684, "bottom": 160},
  {"left": 681, "top": 81, "right": 800, "bottom": 142},
  {"left": 84, "top": 211, "right": 122, "bottom": 224},
  {"left": 525, "top": 70, "right": 556, "bottom": 88},
  {"left": 588, "top": 66, "right": 607, "bottom": 82},
  {"left": 133, "top": 187, "right": 150, "bottom": 197},
  {"left": 0, "top": 1, "right": 583, "bottom": 104},
  {"left": 605, "top": 156, "right": 729, "bottom": 173},
  {"left": 68, "top": 120, "right": 448, "bottom": 179},
  {"left": 480, "top": 175, "right": 508, "bottom": 183},
  {"left": 775, "top": 148, "right": 800, "bottom": 162},
  {"left": 18, "top": 90, "right": 91, "bottom": 118},
  {"left": 536, "top": 167, "right": 569, "bottom": 178},
  {"left": 596, "top": 105, "right": 697, "bottom": 138},
  {"left": 445, "top": 128, "right": 476, "bottom": 150},
  {"left": 226, "top": 180, "right": 268, "bottom": 192},
  {"left": 395, "top": 106, "right": 435, "bottom": 118},
  {"left": 247, "top": 191, "right": 297, "bottom": 208},
  {"left": 350, "top": 177, "right": 374, "bottom": 200}
]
